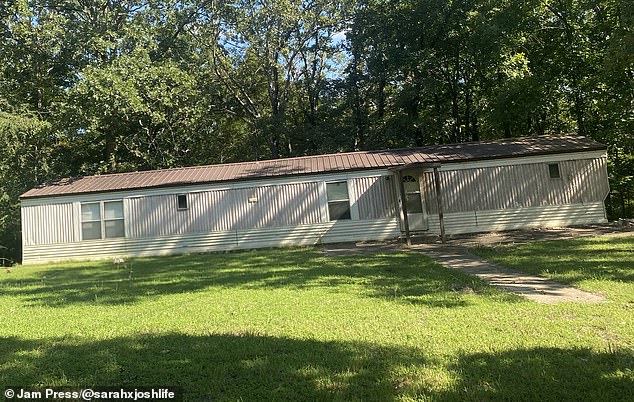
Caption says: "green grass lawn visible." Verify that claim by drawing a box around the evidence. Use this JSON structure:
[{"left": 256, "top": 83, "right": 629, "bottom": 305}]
[{"left": 1, "top": 236, "right": 633, "bottom": 401}]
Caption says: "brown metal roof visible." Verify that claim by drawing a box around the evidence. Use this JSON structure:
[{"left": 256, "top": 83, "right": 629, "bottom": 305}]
[{"left": 21, "top": 135, "right": 606, "bottom": 199}]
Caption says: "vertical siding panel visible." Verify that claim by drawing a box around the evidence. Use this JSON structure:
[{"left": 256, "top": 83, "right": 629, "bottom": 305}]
[
  {"left": 469, "top": 168, "right": 479, "bottom": 210},
  {"left": 22, "top": 207, "right": 29, "bottom": 246},
  {"left": 454, "top": 169, "right": 463, "bottom": 211},
  {"left": 431, "top": 157, "right": 607, "bottom": 214},
  {"left": 571, "top": 160, "right": 582, "bottom": 204},
  {"left": 502, "top": 166, "right": 511, "bottom": 208},
  {"left": 584, "top": 159, "right": 593, "bottom": 202},
  {"left": 354, "top": 176, "right": 396, "bottom": 220},
  {"left": 22, "top": 202, "right": 74, "bottom": 245},
  {"left": 567, "top": 160, "right": 577, "bottom": 204}
]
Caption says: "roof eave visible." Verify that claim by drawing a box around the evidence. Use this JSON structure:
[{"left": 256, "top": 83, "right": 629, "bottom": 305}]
[{"left": 19, "top": 142, "right": 608, "bottom": 200}]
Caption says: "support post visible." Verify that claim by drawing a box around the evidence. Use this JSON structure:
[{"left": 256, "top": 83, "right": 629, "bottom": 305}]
[
  {"left": 397, "top": 170, "right": 411, "bottom": 246},
  {"left": 433, "top": 166, "right": 446, "bottom": 244}
]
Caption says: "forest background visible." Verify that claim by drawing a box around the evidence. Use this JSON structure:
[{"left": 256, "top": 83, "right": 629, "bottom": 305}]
[{"left": 1, "top": 0, "right": 633, "bottom": 261}]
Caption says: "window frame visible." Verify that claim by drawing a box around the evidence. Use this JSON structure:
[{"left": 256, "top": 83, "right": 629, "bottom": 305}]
[
  {"left": 80, "top": 199, "right": 125, "bottom": 241},
  {"left": 80, "top": 202, "right": 102, "bottom": 241},
  {"left": 325, "top": 180, "right": 352, "bottom": 221},
  {"left": 548, "top": 163, "right": 561, "bottom": 179},
  {"left": 103, "top": 200, "right": 125, "bottom": 239},
  {"left": 177, "top": 194, "right": 188, "bottom": 210}
]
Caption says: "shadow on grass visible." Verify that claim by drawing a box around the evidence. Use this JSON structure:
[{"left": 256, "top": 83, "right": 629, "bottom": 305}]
[
  {"left": 472, "top": 236, "right": 634, "bottom": 285},
  {"left": 1, "top": 248, "right": 521, "bottom": 307},
  {"left": 440, "top": 347, "right": 634, "bottom": 402},
  {"left": 0, "top": 334, "right": 632, "bottom": 401},
  {"left": 0, "top": 333, "right": 427, "bottom": 401}
]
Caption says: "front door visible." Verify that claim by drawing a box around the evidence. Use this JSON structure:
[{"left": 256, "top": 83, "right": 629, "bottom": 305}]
[{"left": 402, "top": 174, "right": 428, "bottom": 231}]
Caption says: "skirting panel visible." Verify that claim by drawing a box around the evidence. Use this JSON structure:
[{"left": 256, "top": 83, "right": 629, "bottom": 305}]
[
  {"left": 22, "top": 219, "right": 401, "bottom": 264},
  {"left": 426, "top": 202, "right": 607, "bottom": 235}
]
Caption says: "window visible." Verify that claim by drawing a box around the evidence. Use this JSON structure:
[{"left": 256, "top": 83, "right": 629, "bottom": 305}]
[
  {"left": 104, "top": 201, "right": 125, "bottom": 238},
  {"left": 548, "top": 163, "right": 561, "bottom": 179},
  {"left": 81, "top": 203, "right": 101, "bottom": 240},
  {"left": 402, "top": 175, "right": 423, "bottom": 213},
  {"left": 326, "top": 181, "right": 351, "bottom": 220},
  {"left": 81, "top": 200, "right": 125, "bottom": 240},
  {"left": 177, "top": 194, "right": 188, "bottom": 210}
]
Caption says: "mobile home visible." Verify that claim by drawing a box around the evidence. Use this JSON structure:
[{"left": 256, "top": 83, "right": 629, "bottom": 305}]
[{"left": 20, "top": 135, "right": 610, "bottom": 263}]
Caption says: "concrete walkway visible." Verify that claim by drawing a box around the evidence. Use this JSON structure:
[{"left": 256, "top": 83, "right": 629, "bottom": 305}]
[
  {"left": 411, "top": 244, "right": 605, "bottom": 304},
  {"left": 322, "top": 224, "right": 633, "bottom": 303},
  {"left": 322, "top": 239, "right": 609, "bottom": 304}
]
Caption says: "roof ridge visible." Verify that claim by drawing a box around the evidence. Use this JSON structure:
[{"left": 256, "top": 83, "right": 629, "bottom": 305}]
[
  {"left": 22, "top": 134, "right": 604, "bottom": 199},
  {"left": 56, "top": 134, "right": 583, "bottom": 182}
]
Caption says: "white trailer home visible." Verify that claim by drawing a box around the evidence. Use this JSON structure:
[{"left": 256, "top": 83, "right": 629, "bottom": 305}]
[{"left": 20, "top": 135, "right": 610, "bottom": 263}]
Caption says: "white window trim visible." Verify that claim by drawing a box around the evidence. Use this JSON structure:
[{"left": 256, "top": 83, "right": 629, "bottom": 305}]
[
  {"left": 80, "top": 199, "right": 125, "bottom": 241},
  {"left": 177, "top": 194, "right": 189, "bottom": 210},
  {"left": 348, "top": 180, "right": 360, "bottom": 221},
  {"left": 80, "top": 202, "right": 102, "bottom": 241},
  {"left": 318, "top": 182, "right": 329, "bottom": 222},
  {"left": 548, "top": 163, "right": 562, "bottom": 180},
  {"left": 325, "top": 180, "right": 355, "bottom": 221}
]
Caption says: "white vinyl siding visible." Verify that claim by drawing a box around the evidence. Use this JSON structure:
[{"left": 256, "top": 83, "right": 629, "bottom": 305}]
[
  {"left": 127, "top": 182, "right": 322, "bottom": 239},
  {"left": 353, "top": 176, "right": 397, "bottom": 220},
  {"left": 22, "top": 218, "right": 401, "bottom": 264},
  {"left": 21, "top": 202, "right": 76, "bottom": 246},
  {"left": 422, "top": 157, "right": 609, "bottom": 214},
  {"left": 426, "top": 202, "right": 607, "bottom": 235}
]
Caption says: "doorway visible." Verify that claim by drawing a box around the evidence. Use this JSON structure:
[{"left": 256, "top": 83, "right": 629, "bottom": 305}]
[{"left": 402, "top": 174, "right": 428, "bottom": 231}]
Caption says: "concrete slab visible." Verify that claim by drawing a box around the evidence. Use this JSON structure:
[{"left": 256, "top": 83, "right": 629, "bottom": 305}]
[{"left": 412, "top": 223, "right": 634, "bottom": 248}]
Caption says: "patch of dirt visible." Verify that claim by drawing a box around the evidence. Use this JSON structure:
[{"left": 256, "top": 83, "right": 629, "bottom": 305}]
[
  {"left": 323, "top": 221, "right": 634, "bottom": 257},
  {"left": 411, "top": 221, "right": 634, "bottom": 248}
]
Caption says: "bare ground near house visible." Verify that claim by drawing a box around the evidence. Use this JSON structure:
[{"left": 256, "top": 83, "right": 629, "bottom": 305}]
[{"left": 323, "top": 221, "right": 634, "bottom": 303}]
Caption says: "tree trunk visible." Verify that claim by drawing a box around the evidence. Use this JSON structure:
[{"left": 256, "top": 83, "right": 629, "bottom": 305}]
[
  {"left": 269, "top": 64, "right": 281, "bottom": 159},
  {"left": 377, "top": 73, "right": 386, "bottom": 119},
  {"left": 504, "top": 121, "right": 512, "bottom": 138},
  {"left": 350, "top": 53, "right": 365, "bottom": 151},
  {"left": 471, "top": 110, "right": 479, "bottom": 142},
  {"left": 105, "top": 130, "right": 116, "bottom": 172},
  {"left": 465, "top": 88, "right": 471, "bottom": 141},
  {"left": 451, "top": 86, "right": 460, "bottom": 143}
]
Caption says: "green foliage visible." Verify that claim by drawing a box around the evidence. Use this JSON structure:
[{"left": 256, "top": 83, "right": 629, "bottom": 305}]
[
  {"left": 0, "top": 112, "right": 59, "bottom": 260},
  {"left": 66, "top": 48, "right": 206, "bottom": 172}
]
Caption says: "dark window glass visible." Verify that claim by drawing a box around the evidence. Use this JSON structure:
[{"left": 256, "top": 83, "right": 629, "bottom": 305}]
[
  {"left": 405, "top": 193, "right": 423, "bottom": 213},
  {"left": 104, "top": 219, "right": 125, "bottom": 238},
  {"left": 81, "top": 221, "right": 102, "bottom": 240},
  {"left": 177, "top": 194, "right": 188, "bottom": 210},
  {"left": 81, "top": 203, "right": 102, "bottom": 240},
  {"left": 328, "top": 201, "right": 352, "bottom": 220},
  {"left": 326, "top": 182, "right": 350, "bottom": 221},
  {"left": 548, "top": 163, "right": 561, "bottom": 179}
]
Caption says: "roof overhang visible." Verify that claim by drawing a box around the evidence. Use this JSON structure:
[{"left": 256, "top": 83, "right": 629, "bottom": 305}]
[{"left": 389, "top": 162, "right": 441, "bottom": 172}]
